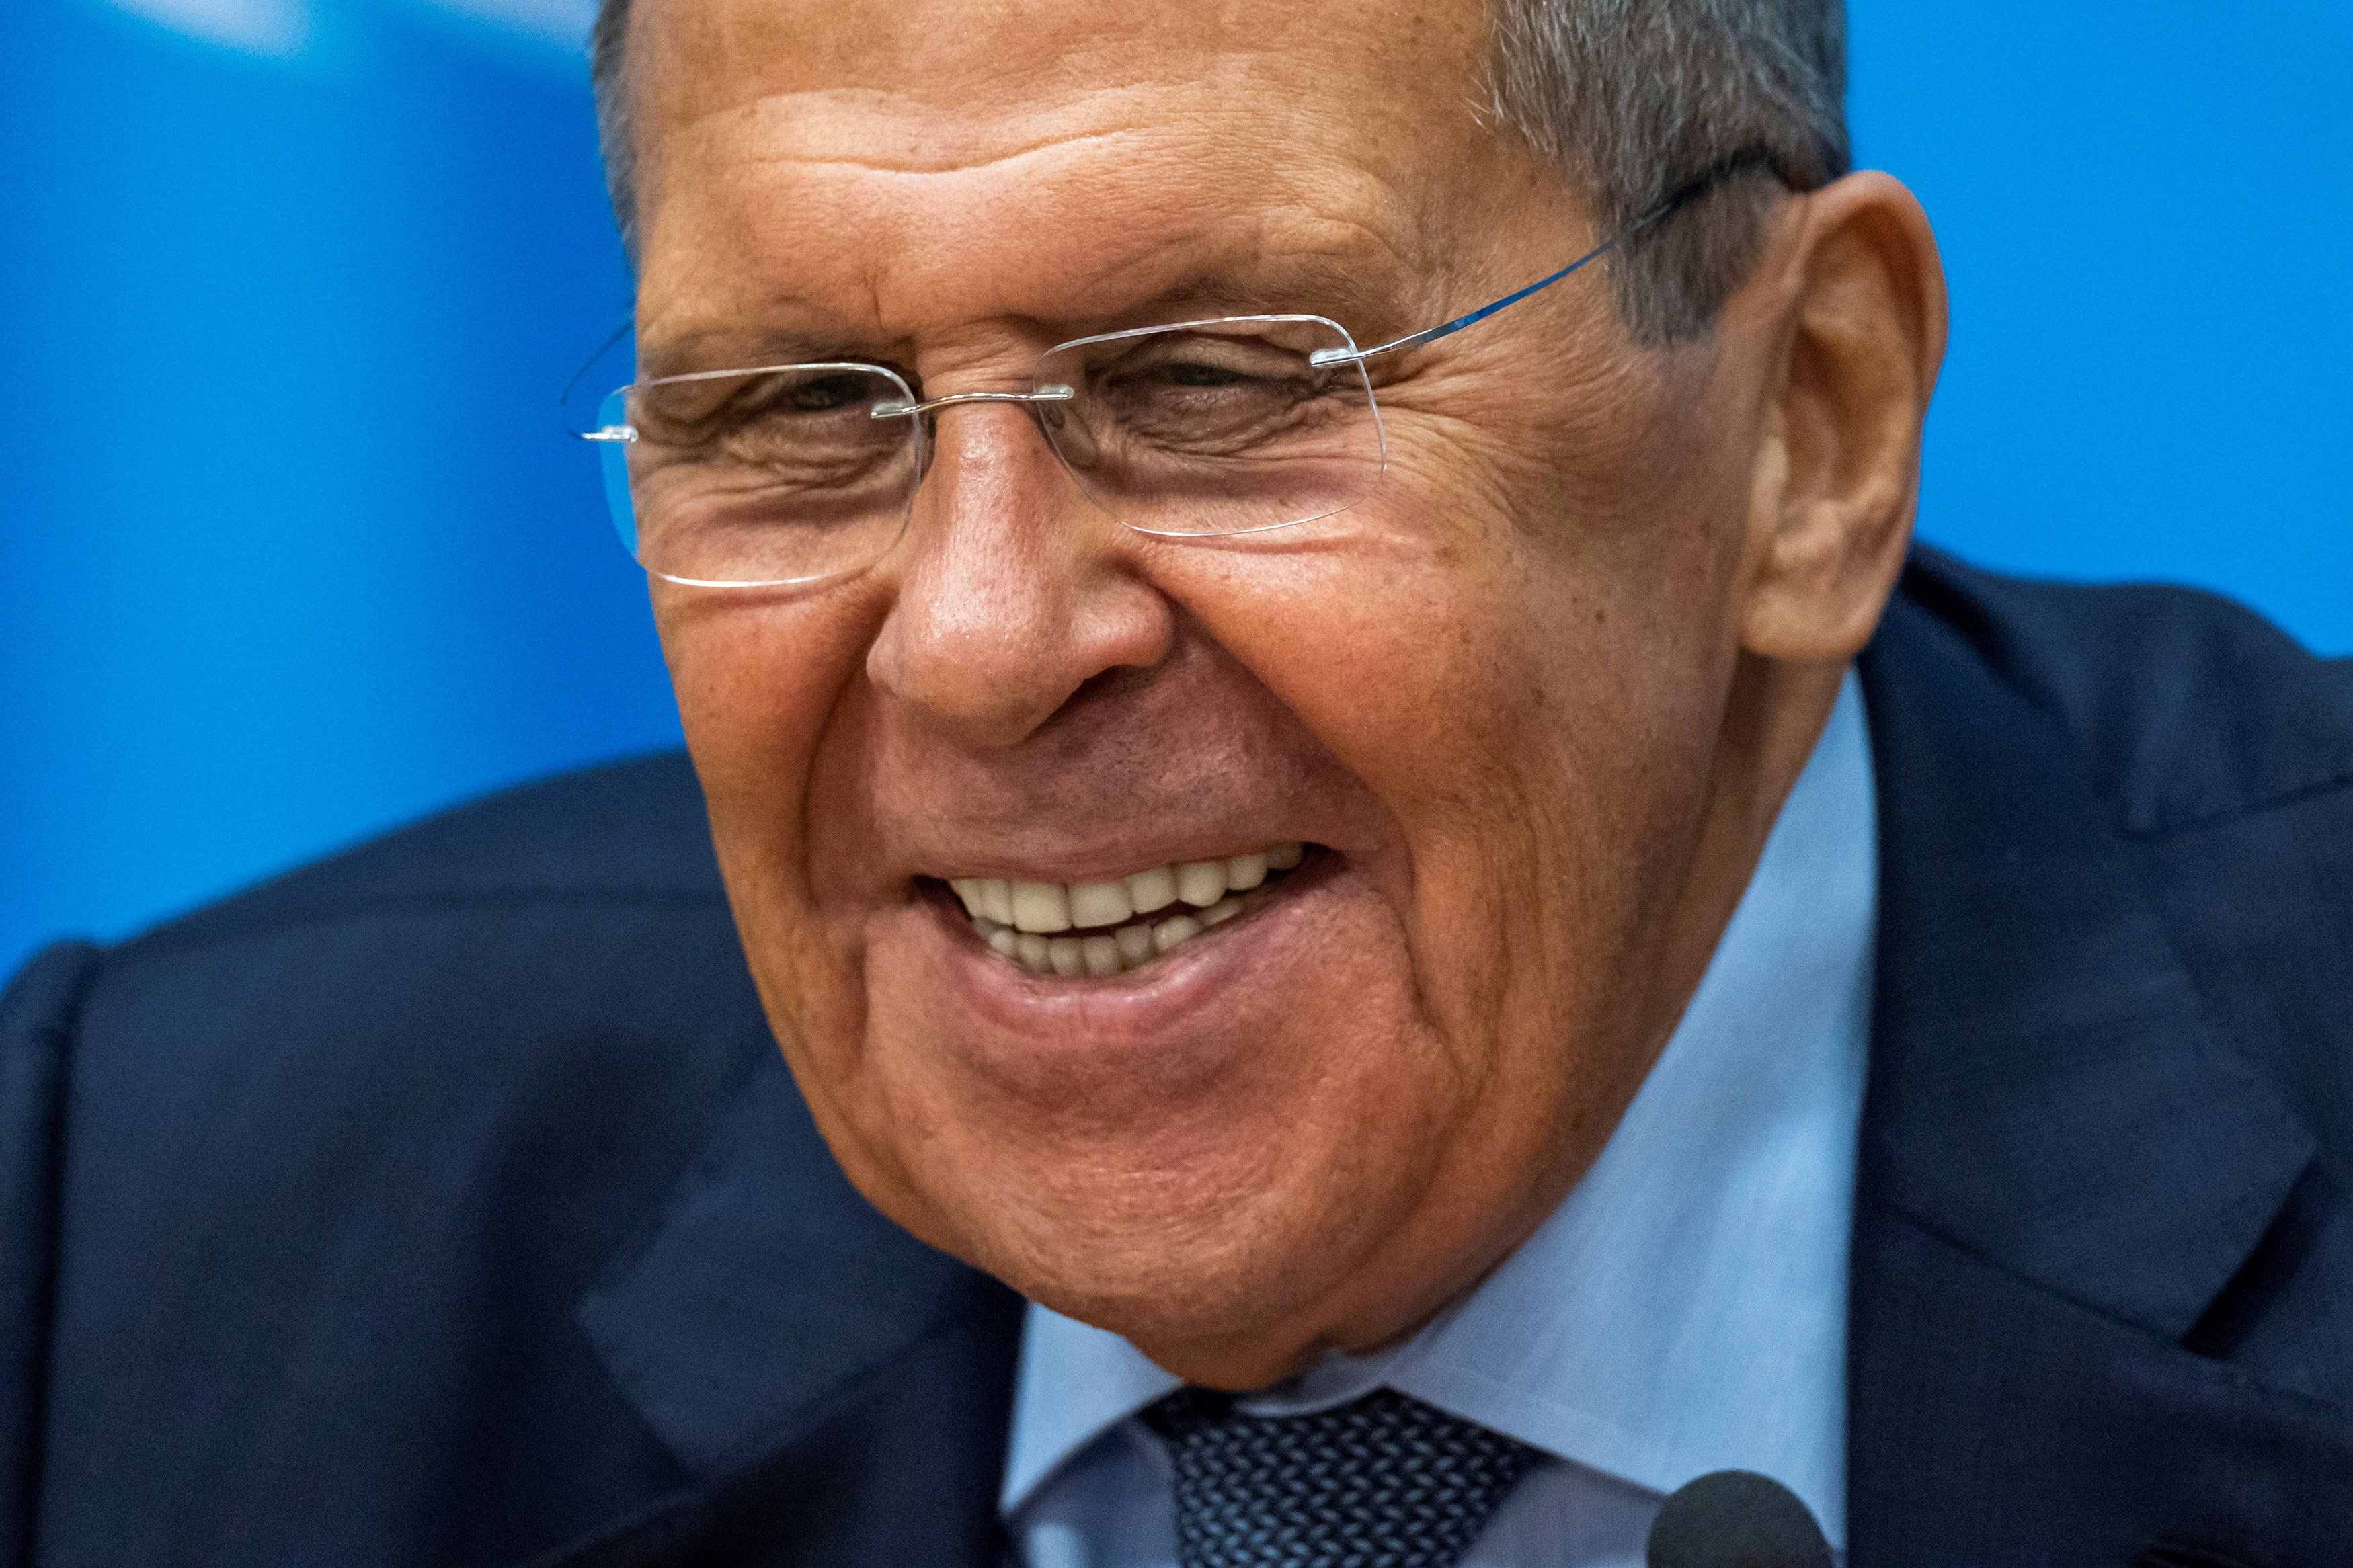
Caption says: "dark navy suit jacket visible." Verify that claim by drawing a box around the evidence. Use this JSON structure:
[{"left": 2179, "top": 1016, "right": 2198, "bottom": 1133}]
[{"left": 4, "top": 550, "right": 2350, "bottom": 1566}]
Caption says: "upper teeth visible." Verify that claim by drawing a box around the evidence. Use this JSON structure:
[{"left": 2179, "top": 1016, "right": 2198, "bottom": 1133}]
[{"left": 949, "top": 842, "right": 1305, "bottom": 976}]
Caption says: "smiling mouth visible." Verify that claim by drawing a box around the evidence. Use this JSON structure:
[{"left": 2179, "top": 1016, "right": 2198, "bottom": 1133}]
[{"left": 936, "top": 842, "right": 1310, "bottom": 977}]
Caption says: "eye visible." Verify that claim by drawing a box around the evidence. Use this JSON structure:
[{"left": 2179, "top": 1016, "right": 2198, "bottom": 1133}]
[
  {"left": 1156, "top": 360, "right": 1256, "bottom": 388},
  {"left": 1101, "top": 331, "right": 1306, "bottom": 385},
  {"left": 779, "top": 372, "right": 877, "bottom": 413}
]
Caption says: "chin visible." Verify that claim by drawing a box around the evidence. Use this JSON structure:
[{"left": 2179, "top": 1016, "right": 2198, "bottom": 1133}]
[{"left": 775, "top": 859, "right": 1475, "bottom": 1368}]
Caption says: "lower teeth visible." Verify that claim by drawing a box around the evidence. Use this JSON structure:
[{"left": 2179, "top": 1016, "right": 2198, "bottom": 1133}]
[{"left": 974, "top": 890, "right": 1261, "bottom": 975}]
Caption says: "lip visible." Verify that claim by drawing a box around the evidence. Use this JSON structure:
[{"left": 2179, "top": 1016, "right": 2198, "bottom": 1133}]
[
  {"left": 883, "top": 850, "right": 1345, "bottom": 1065},
  {"left": 912, "top": 836, "right": 1312, "bottom": 890}
]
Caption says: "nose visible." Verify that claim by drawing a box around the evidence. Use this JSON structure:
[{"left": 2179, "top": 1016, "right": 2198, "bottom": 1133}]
[{"left": 865, "top": 402, "right": 1175, "bottom": 750}]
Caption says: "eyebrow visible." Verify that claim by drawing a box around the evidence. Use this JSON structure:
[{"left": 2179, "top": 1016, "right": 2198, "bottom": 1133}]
[
  {"left": 1138, "top": 255, "right": 1418, "bottom": 336},
  {"left": 634, "top": 249, "right": 1425, "bottom": 380},
  {"left": 635, "top": 325, "right": 857, "bottom": 382}
]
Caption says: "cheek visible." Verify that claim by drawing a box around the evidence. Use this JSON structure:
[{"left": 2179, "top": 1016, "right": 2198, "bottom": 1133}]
[
  {"left": 653, "top": 585, "right": 885, "bottom": 1035},
  {"left": 1150, "top": 447, "right": 1730, "bottom": 1040},
  {"left": 1142, "top": 563, "right": 1527, "bottom": 1087},
  {"left": 655, "top": 583, "right": 883, "bottom": 830}
]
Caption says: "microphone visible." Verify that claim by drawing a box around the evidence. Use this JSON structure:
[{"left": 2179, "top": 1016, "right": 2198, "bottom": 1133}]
[{"left": 1646, "top": 1470, "right": 1833, "bottom": 1568}]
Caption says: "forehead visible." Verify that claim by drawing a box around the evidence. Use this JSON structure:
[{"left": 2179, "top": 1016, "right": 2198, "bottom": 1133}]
[{"left": 626, "top": 0, "right": 1513, "bottom": 364}]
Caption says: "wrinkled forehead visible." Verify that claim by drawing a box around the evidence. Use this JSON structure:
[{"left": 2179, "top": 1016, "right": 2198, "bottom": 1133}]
[{"left": 624, "top": 0, "right": 1527, "bottom": 367}]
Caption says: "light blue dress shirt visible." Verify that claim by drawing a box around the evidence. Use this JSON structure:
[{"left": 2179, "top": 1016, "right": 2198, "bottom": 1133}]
[{"left": 1002, "top": 672, "right": 1876, "bottom": 1568}]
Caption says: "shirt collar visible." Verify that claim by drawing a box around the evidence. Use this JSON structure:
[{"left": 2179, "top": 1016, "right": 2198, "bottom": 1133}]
[{"left": 1002, "top": 672, "right": 1876, "bottom": 1546}]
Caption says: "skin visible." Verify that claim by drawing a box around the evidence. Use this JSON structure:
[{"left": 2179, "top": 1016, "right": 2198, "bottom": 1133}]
[{"left": 623, "top": 0, "right": 1947, "bottom": 1388}]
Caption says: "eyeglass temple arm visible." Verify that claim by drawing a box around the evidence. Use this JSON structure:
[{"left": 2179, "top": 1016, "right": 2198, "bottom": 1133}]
[
  {"left": 1308, "top": 235, "right": 1628, "bottom": 368},
  {"left": 1307, "top": 145, "right": 1782, "bottom": 370}
]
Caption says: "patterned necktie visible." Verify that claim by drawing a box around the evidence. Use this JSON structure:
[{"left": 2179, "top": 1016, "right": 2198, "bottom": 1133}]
[{"left": 1143, "top": 1385, "right": 1543, "bottom": 1568}]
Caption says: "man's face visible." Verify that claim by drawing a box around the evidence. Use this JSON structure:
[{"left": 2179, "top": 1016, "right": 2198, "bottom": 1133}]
[{"left": 630, "top": 0, "right": 1789, "bottom": 1380}]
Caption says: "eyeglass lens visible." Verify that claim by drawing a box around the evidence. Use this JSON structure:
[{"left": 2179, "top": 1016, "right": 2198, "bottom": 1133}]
[{"left": 594, "top": 316, "right": 1386, "bottom": 587}]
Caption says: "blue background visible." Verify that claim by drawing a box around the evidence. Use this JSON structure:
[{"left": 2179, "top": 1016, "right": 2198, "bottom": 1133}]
[{"left": 5, "top": 0, "right": 2348, "bottom": 975}]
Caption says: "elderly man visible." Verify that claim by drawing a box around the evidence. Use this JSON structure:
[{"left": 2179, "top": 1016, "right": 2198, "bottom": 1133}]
[{"left": 5, "top": 0, "right": 2350, "bottom": 1563}]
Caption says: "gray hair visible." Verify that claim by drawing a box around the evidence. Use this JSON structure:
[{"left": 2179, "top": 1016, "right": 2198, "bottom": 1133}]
[
  {"left": 1484, "top": 0, "right": 1847, "bottom": 339},
  {"left": 589, "top": 0, "right": 1847, "bottom": 344}
]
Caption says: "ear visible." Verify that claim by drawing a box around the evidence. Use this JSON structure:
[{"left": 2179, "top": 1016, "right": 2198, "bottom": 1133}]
[{"left": 1739, "top": 171, "right": 1948, "bottom": 664}]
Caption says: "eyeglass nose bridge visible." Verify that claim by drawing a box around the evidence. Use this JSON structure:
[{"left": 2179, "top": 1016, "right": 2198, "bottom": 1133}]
[{"left": 870, "top": 385, "right": 1075, "bottom": 420}]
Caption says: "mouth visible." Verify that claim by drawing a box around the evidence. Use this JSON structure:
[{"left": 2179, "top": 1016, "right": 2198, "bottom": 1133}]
[{"left": 928, "top": 841, "right": 1310, "bottom": 977}]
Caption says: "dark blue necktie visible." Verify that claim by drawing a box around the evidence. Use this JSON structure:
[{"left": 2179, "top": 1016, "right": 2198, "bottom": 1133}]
[{"left": 1143, "top": 1385, "right": 1542, "bottom": 1568}]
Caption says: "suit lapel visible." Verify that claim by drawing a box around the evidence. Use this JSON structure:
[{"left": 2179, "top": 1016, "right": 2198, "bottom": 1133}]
[
  {"left": 531, "top": 1049, "right": 1023, "bottom": 1567},
  {"left": 1850, "top": 569, "right": 2348, "bottom": 1563},
  {"left": 525, "top": 1301, "right": 1021, "bottom": 1568}
]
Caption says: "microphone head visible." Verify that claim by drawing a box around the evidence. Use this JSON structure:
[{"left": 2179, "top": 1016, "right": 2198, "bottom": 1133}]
[{"left": 1645, "top": 1470, "right": 1833, "bottom": 1568}]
